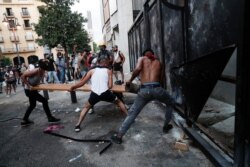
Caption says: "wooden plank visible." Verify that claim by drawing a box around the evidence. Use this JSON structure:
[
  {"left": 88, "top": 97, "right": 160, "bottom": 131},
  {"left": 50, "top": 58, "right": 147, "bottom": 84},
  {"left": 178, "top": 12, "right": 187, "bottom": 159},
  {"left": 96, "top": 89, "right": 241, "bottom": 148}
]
[{"left": 31, "top": 84, "right": 126, "bottom": 93}]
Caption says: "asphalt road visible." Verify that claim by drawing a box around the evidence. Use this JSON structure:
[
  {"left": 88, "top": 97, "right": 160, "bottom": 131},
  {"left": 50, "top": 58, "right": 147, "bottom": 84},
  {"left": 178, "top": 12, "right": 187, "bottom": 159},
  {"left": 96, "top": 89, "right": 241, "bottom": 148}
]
[{"left": 0, "top": 85, "right": 211, "bottom": 167}]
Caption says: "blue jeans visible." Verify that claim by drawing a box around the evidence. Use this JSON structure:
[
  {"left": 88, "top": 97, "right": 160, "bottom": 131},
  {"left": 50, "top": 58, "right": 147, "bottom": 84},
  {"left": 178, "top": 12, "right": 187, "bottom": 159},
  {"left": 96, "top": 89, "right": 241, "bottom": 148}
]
[
  {"left": 58, "top": 68, "right": 65, "bottom": 83},
  {"left": 48, "top": 71, "right": 60, "bottom": 83},
  {"left": 118, "top": 84, "right": 175, "bottom": 135}
]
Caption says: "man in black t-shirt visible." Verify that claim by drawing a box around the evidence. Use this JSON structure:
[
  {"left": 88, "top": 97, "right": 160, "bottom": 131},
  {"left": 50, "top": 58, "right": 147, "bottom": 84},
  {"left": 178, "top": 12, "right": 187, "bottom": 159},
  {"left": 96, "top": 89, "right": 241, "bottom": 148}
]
[{"left": 46, "top": 54, "right": 60, "bottom": 83}]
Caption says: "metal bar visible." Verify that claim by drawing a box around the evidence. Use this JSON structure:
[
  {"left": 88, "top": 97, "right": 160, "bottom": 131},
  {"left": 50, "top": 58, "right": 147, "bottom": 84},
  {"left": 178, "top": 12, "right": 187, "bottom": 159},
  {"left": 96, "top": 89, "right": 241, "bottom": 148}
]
[
  {"left": 43, "top": 90, "right": 49, "bottom": 100},
  {"left": 234, "top": 0, "right": 250, "bottom": 166},
  {"left": 70, "top": 91, "right": 77, "bottom": 103},
  {"left": 183, "top": 127, "right": 233, "bottom": 167}
]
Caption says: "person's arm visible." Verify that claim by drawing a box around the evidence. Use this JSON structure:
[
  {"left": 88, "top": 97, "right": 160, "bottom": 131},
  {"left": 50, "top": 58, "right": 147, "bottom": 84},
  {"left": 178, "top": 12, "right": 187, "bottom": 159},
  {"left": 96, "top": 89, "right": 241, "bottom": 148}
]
[
  {"left": 127, "top": 57, "right": 143, "bottom": 83},
  {"left": 69, "top": 69, "right": 92, "bottom": 91},
  {"left": 108, "top": 69, "right": 113, "bottom": 89},
  {"left": 77, "top": 56, "right": 82, "bottom": 69},
  {"left": 21, "top": 69, "right": 39, "bottom": 88},
  {"left": 120, "top": 52, "right": 125, "bottom": 64}
]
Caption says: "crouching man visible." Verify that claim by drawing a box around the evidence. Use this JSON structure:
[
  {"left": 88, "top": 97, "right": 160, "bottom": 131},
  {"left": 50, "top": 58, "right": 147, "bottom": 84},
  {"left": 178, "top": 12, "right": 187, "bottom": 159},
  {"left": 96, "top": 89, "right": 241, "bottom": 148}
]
[{"left": 69, "top": 57, "right": 128, "bottom": 132}]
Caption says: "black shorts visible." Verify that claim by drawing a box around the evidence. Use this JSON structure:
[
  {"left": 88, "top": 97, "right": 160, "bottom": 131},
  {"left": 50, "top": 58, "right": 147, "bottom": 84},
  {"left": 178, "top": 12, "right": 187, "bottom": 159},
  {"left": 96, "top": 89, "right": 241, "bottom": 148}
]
[
  {"left": 88, "top": 90, "right": 117, "bottom": 106},
  {"left": 113, "top": 63, "right": 123, "bottom": 72}
]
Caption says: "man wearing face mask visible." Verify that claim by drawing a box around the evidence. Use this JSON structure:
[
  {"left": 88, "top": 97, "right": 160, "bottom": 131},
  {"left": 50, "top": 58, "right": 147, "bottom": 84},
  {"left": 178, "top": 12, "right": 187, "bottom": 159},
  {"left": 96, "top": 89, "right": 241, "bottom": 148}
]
[
  {"left": 98, "top": 42, "right": 113, "bottom": 70},
  {"left": 20, "top": 59, "right": 60, "bottom": 126}
]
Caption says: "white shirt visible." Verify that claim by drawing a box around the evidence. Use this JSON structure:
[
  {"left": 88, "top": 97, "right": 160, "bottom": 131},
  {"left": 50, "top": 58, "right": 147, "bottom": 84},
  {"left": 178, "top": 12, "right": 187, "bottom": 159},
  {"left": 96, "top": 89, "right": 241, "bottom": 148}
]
[
  {"left": 28, "top": 64, "right": 35, "bottom": 71},
  {"left": 114, "top": 51, "right": 122, "bottom": 63},
  {"left": 90, "top": 68, "right": 109, "bottom": 95}
]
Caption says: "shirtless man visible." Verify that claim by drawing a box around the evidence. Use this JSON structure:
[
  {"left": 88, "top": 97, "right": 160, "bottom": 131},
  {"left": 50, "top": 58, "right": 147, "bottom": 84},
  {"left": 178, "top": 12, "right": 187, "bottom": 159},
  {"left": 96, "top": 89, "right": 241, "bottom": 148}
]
[
  {"left": 111, "top": 49, "right": 176, "bottom": 144},
  {"left": 68, "top": 58, "right": 128, "bottom": 132}
]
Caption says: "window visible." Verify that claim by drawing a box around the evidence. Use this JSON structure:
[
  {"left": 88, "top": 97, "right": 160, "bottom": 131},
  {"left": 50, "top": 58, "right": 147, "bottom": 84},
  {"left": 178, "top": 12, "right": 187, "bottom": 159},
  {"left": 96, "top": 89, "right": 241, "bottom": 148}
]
[
  {"left": 28, "top": 43, "right": 35, "bottom": 50},
  {"left": 109, "top": 0, "right": 117, "bottom": 15},
  {"left": 3, "top": 0, "right": 12, "bottom": 3},
  {"left": 25, "top": 31, "right": 33, "bottom": 40},
  {"left": 24, "top": 20, "right": 31, "bottom": 28},
  {"left": 22, "top": 8, "right": 29, "bottom": 16},
  {"left": 8, "top": 20, "right": 16, "bottom": 28},
  {"left": 13, "top": 43, "right": 20, "bottom": 52},
  {"left": 0, "top": 45, "right": 4, "bottom": 53},
  {"left": 6, "top": 8, "right": 13, "bottom": 16}
]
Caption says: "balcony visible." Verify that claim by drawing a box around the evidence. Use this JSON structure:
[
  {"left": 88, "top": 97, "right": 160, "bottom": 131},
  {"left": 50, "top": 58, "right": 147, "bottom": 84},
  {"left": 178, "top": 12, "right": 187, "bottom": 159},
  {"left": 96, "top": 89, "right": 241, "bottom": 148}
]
[
  {"left": 10, "top": 36, "right": 20, "bottom": 42},
  {"left": 25, "top": 35, "right": 34, "bottom": 41},
  {"left": 23, "top": 24, "right": 32, "bottom": 30},
  {"left": 1, "top": 46, "right": 36, "bottom": 54},
  {"left": 6, "top": 12, "right": 15, "bottom": 18},
  {"left": 7, "top": 24, "right": 18, "bottom": 30},
  {"left": 21, "top": 11, "right": 30, "bottom": 18}
]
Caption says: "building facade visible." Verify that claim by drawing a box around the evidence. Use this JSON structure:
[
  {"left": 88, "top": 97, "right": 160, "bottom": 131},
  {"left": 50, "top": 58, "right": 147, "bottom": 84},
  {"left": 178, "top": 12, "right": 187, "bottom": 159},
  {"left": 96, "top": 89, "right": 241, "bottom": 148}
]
[
  {"left": 99, "top": 0, "right": 146, "bottom": 73},
  {"left": 0, "top": 0, "right": 45, "bottom": 67}
]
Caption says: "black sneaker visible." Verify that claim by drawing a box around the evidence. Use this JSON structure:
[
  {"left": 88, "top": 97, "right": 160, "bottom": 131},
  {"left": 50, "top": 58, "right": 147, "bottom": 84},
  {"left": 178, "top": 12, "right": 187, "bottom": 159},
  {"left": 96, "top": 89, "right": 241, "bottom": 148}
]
[
  {"left": 48, "top": 117, "right": 60, "bottom": 123},
  {"left": 75, "top": 125, "right": 81, "bottom": 132},
  {"left": 111, "top": 133, "right": 122, "bottom": 144},
  {"left": 21, "top": 119, "right": 34, "bottom": 127},
  {"left": 163, "top": 123, "right": 173, "bottom": 133}
]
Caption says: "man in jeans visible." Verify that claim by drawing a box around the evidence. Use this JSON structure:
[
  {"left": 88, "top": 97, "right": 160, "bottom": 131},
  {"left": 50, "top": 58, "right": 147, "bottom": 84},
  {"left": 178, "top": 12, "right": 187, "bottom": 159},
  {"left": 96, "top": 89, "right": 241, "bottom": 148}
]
[{"left": 111, "top": 49, "right": 176, "bottom": 144}]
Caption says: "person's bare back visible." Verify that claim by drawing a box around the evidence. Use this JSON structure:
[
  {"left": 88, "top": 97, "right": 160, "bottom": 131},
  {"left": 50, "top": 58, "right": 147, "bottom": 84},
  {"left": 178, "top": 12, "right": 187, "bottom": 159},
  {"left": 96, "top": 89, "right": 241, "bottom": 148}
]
[{"left": 140, "top": 57, "right": 161, "bottom": 84}]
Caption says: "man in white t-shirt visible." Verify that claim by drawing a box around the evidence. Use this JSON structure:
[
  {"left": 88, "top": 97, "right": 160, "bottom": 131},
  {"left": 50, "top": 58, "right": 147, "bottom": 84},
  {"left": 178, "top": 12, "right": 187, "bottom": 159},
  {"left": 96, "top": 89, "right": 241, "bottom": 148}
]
[{"left": 69, "top": 57, "right": 128, "bottom": 132}]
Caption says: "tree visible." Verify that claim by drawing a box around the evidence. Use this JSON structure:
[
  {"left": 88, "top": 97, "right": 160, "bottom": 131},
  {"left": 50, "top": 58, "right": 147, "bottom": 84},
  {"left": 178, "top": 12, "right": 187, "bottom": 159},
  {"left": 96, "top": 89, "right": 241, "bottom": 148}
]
[
  {"left": 93, "top": 42, "right": 99, "bottom": 53},
  {"left": 34, "top": 0, "right": 91, "bottom": 56}
]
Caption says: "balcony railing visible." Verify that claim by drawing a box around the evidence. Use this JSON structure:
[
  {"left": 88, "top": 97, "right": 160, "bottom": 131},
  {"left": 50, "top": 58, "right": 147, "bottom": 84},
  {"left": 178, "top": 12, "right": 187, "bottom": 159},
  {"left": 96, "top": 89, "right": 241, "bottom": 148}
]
[
  {"left": 10, "top": 36, "right": 20, "bottom": 42},
  {"left": 6, "top": 12, "right": 15, "bottom": 18},
  {"left": 1, "top": 47, "right": 36, "bottom": 54},
  {"left": 25, "top": 35, "right": 34, "bottom": 41},
  {"left": 23, "top": 24, "right": 32, "bottom": 30},
  {"left": 7, "top": 24, "right": 18, "bottom": 30},
  {"left": 21, "top": 11, "right": 30, "bottom": 18}
]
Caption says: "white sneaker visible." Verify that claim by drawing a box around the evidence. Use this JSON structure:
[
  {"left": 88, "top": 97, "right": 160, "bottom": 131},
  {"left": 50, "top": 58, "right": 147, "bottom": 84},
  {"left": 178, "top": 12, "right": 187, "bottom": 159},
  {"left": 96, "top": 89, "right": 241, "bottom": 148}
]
[
  {"left": 6, "top": 95, "right": 10, "bottom": 97},
  {"left": 75, "top": 107, "right": 81, "bottom": 112},
  {"left": 88, "top": 109, "right": 94, "bottom": 114}
]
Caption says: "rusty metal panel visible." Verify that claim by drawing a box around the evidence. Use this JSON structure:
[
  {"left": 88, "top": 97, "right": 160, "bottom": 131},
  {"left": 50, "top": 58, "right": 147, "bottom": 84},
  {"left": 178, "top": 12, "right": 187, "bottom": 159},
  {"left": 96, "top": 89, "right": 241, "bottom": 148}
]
[
  {"left": 186, "top": 0, "right": 240, "bottom": 61},
  {"left": 139, "top": 19, "right": 147, "bottom": 53},
  {"left": 148, "top": 4, "right": 162, "bottom": 57},
  {"left": 172, "top": 45, "right": 236, "bottom": 122},
  {"left": 135, "top": 26, "right": 141, "bottom": 58}
]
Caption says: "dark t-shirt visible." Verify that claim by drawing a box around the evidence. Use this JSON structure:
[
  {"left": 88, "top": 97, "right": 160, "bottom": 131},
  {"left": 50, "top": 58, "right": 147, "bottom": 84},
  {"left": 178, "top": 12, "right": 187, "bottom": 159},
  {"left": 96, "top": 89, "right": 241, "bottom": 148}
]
[
  {"left": 0, "top": 71, "right": 5, "bottom": 82},
  {"left": 47, "top": 59, "right": 55, "bottom": 71},
  {"left": 98, "top": 50, "right": 112, "bottom": 61}
]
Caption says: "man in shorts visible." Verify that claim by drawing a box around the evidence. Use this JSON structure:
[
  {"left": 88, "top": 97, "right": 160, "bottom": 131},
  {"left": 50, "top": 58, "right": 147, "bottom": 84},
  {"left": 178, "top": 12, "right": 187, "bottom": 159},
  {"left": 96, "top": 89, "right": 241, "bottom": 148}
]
[
  {"left": 112, "top": 45, "right": 125, "bottom": 83},
  {"left": 69, "top": 57, "right": 128, "bottom": 132}
]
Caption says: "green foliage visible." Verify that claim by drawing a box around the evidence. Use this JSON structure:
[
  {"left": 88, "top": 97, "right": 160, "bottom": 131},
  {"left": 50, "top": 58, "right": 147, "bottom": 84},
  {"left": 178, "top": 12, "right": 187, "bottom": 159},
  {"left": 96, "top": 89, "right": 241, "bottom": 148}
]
[
  {"left": 93, "top": 42, "right": 99, "bottom": 53},
  {"left": 34, "top": 0, "right": 90, "bottom": 54},
  {"left": 0, "top": 57, "right": 11, "bottom": 67}
]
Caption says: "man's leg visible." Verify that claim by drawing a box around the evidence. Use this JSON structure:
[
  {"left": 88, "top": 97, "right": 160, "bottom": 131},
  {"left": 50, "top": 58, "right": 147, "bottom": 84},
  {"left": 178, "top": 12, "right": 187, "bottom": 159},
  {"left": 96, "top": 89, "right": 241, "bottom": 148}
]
[
  {"left": 22, "top": 90, "right": 36, "bottom": 125},
  {"left": 112, "top": 92, "right": 149, "bottom": 144},
  {"left": 153, "top": 87, "right": 175, "bottom": 133},
  {"left": 35, "top": 90, "right": 59, "bottom": 122},
  {"left": 115, "top": 98, "right": 128, "bottom": 115},
  {"left": 75, "top": 101, "right": 92, "bottom": 132},
  {"left": 52, "top": 71, "right": 60, "bottom": 83}
]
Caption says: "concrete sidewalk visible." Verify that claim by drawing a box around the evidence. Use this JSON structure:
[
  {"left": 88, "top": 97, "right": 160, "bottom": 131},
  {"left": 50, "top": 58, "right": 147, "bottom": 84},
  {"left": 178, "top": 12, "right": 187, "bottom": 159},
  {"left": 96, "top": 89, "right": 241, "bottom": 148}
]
[{"left": 0, "top": 85, "right": 211, "bottom": 167}]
